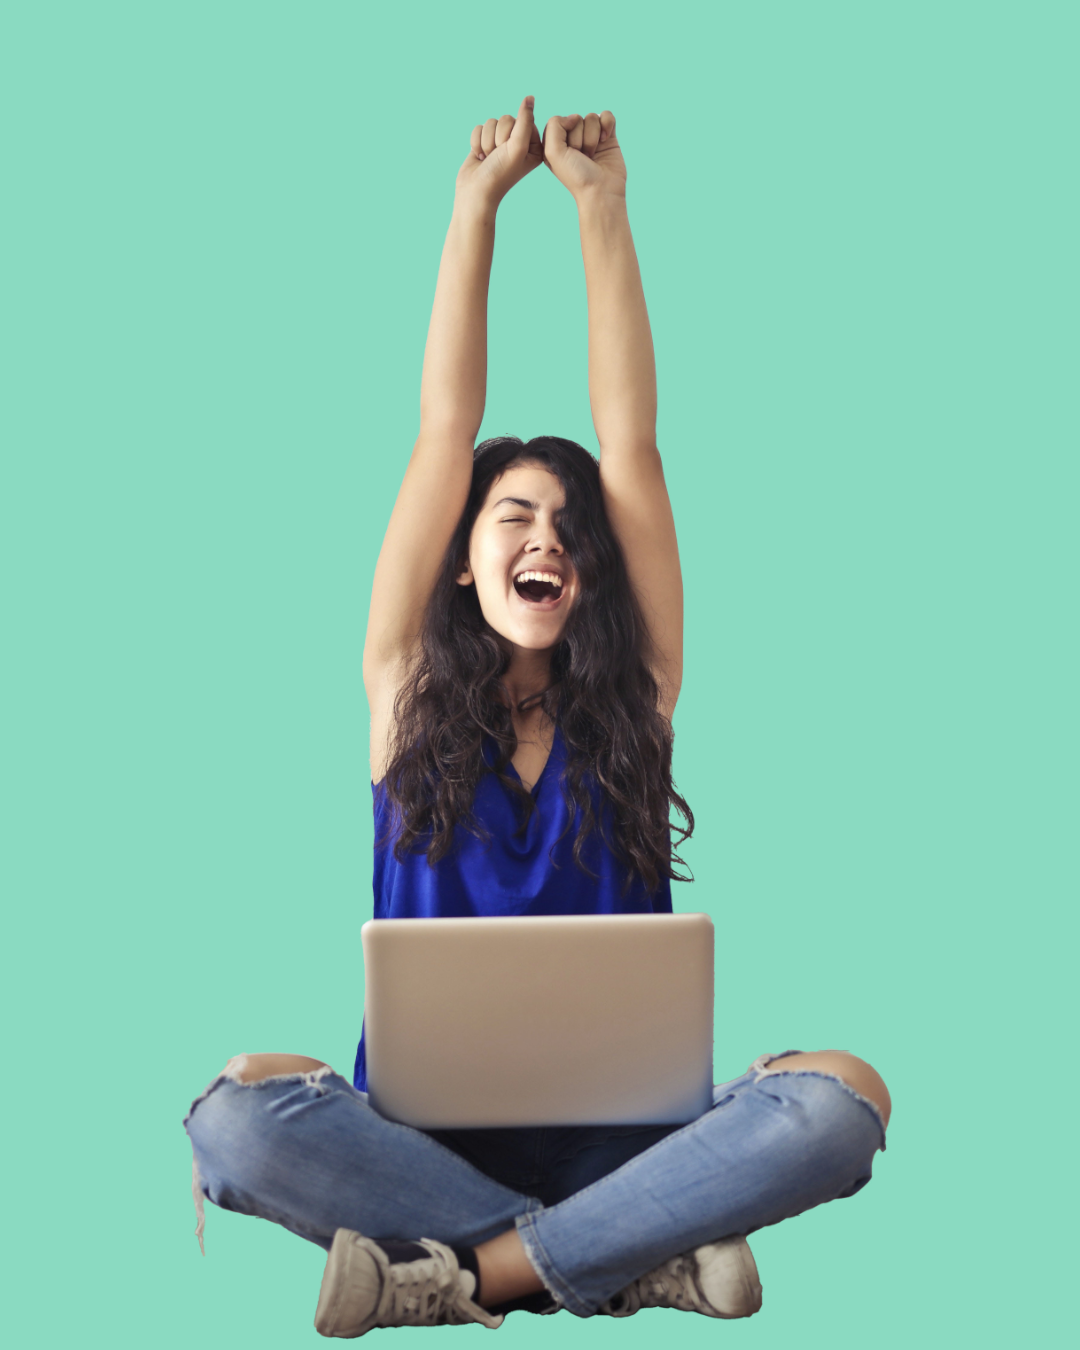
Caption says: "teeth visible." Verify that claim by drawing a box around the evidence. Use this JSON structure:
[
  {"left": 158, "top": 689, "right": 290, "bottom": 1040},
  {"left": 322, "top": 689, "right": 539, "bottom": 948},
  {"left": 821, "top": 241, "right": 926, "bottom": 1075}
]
[{"left": 515, "top": 571, "right": 563, "bottom": 589}]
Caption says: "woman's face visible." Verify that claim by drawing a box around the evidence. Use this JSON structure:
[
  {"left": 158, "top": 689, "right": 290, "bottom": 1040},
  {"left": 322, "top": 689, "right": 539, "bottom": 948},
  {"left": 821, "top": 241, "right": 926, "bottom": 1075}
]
[{"left": 457, "top": 462, "right": 578, "bottom": 652}]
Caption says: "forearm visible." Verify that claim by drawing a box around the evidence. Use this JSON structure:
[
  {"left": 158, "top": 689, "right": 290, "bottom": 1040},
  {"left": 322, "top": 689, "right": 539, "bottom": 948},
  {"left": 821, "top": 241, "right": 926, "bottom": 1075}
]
[
  {"left": 419, "top": 197, "right": 497, "bottom": 437},
  {"left": 577, "top": 193, "right": 657, "bottom": 447}
]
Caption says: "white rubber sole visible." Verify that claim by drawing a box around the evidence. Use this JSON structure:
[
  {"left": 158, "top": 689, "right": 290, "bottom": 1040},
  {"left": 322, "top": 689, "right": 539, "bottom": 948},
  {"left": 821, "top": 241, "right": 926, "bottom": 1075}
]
[
  {"left": 315, "top": 1229, "right": 384, "bottom": 1338},
  {"left": 695, "top": 1235, "right": 764, "bottom": 1318}
]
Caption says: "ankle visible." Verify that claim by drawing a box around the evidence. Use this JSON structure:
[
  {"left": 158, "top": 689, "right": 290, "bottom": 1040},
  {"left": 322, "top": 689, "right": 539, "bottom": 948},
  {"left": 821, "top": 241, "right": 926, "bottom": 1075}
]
[{"left": 474, "top": 1229, "right": 544, "bottom": 1308}]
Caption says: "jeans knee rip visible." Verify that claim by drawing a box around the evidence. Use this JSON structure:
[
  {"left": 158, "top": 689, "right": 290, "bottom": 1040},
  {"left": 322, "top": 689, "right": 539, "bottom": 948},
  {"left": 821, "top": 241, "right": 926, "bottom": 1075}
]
[
  {"left": 218, "top": 1053, "right": 337, "bottom": 1090},
  {"left": 752, "top": 1067, "right": 887, "bottom": 1151},
  {"left": 183, "top": 1056, "right": 339, "bottom": 1254}
]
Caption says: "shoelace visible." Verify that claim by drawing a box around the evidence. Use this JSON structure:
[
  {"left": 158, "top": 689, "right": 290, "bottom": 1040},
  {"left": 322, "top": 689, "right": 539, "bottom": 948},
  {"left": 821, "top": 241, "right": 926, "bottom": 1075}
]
[
  {"left": 630, "top": 1253, "right": 708, "bottom": 1314},
  {"left": 376, "top": 1249, "right": 466, "bottom": 1328}
]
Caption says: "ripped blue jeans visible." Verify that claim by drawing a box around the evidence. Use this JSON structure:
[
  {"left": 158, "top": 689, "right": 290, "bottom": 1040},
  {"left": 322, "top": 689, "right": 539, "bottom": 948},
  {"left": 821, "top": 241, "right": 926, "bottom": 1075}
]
[{"left": 183, "top": 1050, "right": 885, "bottom": 1318}]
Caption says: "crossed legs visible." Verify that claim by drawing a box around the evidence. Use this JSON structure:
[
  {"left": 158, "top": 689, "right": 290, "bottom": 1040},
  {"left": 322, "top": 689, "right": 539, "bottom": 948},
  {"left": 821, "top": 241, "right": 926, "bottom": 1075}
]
[{"left": 213, "top": 1049, "right": 890, "bottom": 1310}]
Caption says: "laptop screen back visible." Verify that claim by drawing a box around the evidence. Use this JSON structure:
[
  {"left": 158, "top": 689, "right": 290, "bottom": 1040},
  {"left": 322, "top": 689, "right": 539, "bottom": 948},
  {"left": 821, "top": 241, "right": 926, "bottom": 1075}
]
[{"left": 361, "top": 912, "right": 714, "bottom": 1128}]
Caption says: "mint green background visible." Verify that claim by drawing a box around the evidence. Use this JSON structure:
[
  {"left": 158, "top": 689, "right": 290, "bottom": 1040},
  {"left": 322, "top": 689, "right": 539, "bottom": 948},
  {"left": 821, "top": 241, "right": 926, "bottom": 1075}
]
[{"left": 4, "top": 2, "right": 1075, "bottom": 1346}]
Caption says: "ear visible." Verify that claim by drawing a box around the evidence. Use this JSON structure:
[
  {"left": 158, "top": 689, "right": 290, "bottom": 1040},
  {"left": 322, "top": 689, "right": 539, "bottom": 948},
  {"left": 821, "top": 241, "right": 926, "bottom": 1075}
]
[{"left": 456, "top": 560, "right": 474, "bottom": 586}]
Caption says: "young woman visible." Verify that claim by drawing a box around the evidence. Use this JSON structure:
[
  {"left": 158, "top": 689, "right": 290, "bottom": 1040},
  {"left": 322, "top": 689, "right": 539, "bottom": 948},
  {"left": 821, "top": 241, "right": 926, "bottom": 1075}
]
[{"left": 184, "top": 97, "right": 891, "bottom": 1337}]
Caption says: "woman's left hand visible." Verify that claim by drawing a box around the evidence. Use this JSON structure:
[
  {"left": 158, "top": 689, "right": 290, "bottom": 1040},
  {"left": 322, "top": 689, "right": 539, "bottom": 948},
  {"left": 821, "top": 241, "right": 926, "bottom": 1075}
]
[
  {"left": 542, "top": 110, "right": 627, "bottom": 202},
  {"left": 456, "top": 96, "right": 543, "bottom": 211}
]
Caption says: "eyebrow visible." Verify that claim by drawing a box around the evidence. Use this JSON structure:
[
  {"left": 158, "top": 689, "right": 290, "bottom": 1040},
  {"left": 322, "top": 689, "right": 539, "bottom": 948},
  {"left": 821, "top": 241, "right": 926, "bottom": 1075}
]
[{"left": 491, "top": 497, "right": 539, "bottom": 511}]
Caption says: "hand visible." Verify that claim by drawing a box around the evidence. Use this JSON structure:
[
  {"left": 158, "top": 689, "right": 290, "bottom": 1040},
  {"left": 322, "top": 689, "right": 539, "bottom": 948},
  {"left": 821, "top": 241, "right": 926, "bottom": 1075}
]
[
  {"left": 455, "top": 96, "right": 543, "bottom": 211},
  {"left": 542, "top": 110, "right": 627, "bottom": 202}
]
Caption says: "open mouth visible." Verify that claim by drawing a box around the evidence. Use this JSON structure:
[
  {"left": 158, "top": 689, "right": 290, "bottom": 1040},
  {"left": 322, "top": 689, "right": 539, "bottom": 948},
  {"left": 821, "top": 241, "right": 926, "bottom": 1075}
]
[{"left": 513, "top": 572, "right": 565, "bottom": 608}]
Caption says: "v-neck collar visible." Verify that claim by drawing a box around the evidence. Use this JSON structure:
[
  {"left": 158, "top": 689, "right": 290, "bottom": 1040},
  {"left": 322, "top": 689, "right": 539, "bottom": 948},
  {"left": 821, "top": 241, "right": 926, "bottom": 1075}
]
[{"left": 503, "top": 722, "right": 561, "bottom": 798}]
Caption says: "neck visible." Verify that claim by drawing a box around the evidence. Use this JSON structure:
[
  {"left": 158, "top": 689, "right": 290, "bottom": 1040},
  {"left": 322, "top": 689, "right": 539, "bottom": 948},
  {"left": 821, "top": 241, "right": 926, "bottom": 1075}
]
[{"left": 500, "top": 645, "right": 555, "bottom": 713}]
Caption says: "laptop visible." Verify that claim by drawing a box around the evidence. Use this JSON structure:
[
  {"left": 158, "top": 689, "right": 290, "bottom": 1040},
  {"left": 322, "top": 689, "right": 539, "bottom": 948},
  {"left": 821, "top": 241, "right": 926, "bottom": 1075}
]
[{"left": 361, "top": 912, "right": 714, "bottom": 1128}]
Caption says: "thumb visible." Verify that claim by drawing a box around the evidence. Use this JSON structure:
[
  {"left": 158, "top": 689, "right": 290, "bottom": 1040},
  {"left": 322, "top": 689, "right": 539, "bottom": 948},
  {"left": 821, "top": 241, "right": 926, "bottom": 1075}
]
[{"left": 510, "top": 94, "right": 535, "bottom": 155}]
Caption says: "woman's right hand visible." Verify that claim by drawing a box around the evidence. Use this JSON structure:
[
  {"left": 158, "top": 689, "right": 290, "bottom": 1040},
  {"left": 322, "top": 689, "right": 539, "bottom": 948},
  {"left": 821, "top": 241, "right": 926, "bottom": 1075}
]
[
  {"left": 455, "top": 96, "right": 543, "bottom": 212},
  {"left": 542, "top": 110, "right": 627, "bottom": 202}
]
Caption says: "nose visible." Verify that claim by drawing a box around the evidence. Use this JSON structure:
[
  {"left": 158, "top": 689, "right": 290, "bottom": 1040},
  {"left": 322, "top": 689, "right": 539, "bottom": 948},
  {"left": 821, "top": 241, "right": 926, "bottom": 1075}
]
[{"left": 527, "top": 521, "right": 564, "bottom": 556}]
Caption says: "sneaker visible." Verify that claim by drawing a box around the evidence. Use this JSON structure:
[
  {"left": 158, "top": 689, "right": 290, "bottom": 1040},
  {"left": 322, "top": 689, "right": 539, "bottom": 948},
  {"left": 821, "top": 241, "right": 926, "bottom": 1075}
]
[
  {"left": 597, "top": 1234, "right": 763, "bottom": 1319},
  {"left": 314, "top": 1229, "right": 504, "bottom": 1338}
]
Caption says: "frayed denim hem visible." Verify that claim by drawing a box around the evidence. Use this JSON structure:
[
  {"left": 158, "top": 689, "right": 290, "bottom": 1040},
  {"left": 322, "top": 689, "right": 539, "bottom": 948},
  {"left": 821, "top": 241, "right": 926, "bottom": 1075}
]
[{"left": 515, "top": 1211, "right": 586, "bottom": 1317}]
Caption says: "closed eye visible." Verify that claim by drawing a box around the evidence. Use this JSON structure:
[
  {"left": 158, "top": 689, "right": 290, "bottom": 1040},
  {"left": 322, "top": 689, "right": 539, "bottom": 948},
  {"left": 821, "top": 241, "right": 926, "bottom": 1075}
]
[{"left": 500, "top": 517, "right": 529, "bottom": 523}]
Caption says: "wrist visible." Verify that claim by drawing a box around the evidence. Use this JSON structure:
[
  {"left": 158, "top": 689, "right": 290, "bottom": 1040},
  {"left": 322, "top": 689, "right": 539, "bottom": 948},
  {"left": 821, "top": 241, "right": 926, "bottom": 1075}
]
[
  {"left": 575, "top": 188, "right": 628, "bottom": 218},
  {"left": 453, "top": 191, "right": 500, "bottom": 228}
]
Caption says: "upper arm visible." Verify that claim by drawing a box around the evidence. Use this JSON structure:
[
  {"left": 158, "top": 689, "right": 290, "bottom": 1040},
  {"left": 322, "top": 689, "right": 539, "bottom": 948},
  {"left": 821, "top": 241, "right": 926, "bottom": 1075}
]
[
  {"left": 363, "top": 431, "right": 475, "bottom": 735},
  {"left": 598, "top": 442, "right": 683, "bottom": 720}
]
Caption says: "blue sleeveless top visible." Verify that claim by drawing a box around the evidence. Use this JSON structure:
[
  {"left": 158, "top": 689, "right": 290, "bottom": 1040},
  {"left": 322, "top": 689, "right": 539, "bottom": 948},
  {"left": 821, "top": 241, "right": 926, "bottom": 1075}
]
[{"left": 353, "top": 722, "right": 672, "bottom": 1090}]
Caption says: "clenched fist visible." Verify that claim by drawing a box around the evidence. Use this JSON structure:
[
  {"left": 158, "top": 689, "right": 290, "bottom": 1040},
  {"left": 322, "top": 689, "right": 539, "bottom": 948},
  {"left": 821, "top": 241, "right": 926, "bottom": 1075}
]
[{"left": 542, "top": 111, "right": 627, "bottom": 202}]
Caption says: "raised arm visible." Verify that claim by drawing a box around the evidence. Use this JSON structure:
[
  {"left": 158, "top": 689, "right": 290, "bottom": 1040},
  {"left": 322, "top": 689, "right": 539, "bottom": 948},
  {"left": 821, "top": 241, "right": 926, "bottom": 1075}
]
[
  {"left": 361, "top": 203, "right": 492, "bottom": 692},
  {"left": 543, "top": 111, "right": 683, "bottom": 719},
  {"left": 364, "top": 98, "right": 542, "bottom": 781}
]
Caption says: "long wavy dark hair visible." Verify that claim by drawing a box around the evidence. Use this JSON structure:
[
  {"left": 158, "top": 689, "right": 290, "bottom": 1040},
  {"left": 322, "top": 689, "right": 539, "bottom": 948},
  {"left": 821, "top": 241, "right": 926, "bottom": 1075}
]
[{"left": 379, "top": 434, "right": 694, "bottom": 896}]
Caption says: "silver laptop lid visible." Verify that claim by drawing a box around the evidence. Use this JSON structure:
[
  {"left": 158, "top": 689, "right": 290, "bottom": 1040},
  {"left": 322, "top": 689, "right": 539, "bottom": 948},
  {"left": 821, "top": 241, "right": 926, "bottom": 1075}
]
[{"left": 362, "top": 912, "right": 714, "bottom": 1128}]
